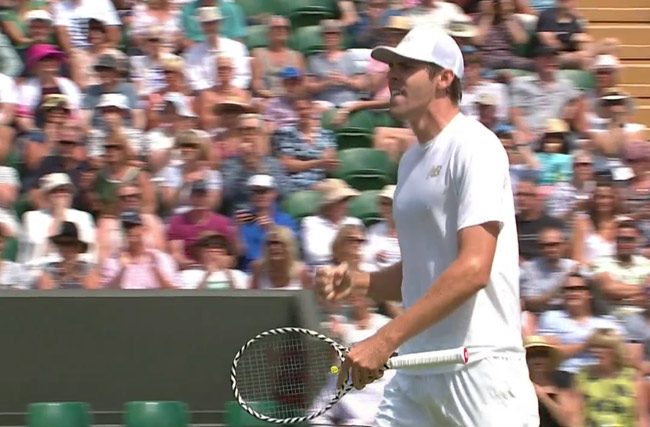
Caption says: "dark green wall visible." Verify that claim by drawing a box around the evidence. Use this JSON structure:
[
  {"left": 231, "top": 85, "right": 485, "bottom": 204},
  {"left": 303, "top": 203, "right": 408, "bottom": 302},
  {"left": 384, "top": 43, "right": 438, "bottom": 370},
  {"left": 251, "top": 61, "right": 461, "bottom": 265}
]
[{"left": 0, "top": 290, "right": 320, "bottom": 425}]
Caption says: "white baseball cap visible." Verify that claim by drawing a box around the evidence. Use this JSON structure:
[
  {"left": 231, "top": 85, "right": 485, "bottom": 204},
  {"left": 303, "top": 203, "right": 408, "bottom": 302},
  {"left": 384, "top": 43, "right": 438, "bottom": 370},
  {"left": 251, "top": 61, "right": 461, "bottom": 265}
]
[
  {"left": 592, "top": 54, "right": 620, "bottom": 70},
  {"left": 97, "top": 93, "right": 129, "bottom": 110},
  {"left": 25, "top": 9, "right": 52, "bottom": 22},
  {"left": 247, "top": 174, "right": 276, "bottom": 189},
  {"left": 371, "top": 25, "right": 464, "bottom": 79}
]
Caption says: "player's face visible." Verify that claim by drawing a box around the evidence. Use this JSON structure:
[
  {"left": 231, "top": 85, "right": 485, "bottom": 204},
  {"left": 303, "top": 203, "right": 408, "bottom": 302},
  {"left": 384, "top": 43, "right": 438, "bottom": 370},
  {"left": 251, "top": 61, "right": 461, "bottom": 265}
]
[{"left": 387, "top": 59, "right": 436, "bottom": 121}]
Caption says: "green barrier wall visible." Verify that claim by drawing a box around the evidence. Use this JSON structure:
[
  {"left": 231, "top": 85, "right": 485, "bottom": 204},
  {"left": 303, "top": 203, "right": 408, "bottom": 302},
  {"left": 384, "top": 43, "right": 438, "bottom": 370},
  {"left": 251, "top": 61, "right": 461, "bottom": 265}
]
[{"left": 0, "top": 290, "right": 320, "bottom": 425}]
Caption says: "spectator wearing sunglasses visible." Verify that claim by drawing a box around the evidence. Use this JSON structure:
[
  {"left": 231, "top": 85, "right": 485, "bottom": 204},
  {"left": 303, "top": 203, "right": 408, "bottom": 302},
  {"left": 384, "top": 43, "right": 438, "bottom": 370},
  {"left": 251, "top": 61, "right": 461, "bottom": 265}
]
[
  {"left": 238, "top": 175, "right": 298, "bottom": 272},
  {"left": 592, "top": 217, "right": 650, "bottom": 319},
  {"left": 250, "top": 226, "right": 309, "bottom": 290}
]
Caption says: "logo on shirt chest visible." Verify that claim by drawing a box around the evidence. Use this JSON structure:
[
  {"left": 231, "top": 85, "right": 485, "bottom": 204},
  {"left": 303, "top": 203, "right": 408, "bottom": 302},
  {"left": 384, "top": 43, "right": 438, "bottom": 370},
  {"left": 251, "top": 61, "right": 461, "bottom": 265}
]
[{"left": 428, "top": 165, "right": 442, "bottom": 177}]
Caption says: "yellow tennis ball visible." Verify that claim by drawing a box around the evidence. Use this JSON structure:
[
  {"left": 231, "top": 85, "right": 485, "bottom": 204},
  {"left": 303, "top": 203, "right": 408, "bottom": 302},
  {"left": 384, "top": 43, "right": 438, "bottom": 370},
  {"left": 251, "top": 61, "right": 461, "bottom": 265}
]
[{"left": 330, "top": 366, "right": 339, "bottom": 375}]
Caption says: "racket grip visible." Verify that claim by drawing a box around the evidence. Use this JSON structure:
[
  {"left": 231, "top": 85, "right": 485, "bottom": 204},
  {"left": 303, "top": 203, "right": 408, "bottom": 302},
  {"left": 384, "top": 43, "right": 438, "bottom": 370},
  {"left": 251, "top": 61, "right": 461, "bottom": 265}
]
[{"left": 385, "top": 347, "right": 468, "bottom": 369}]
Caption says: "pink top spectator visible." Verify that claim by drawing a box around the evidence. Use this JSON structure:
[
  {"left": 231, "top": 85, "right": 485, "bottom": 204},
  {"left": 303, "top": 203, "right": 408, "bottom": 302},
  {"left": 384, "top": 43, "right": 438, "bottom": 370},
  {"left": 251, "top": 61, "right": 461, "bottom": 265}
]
[
  {"left": 167, "top": 212, "right": 236, "bottom": 260},
  {"left": 101, "top": 250, "right": 177, "bottom": 289}
]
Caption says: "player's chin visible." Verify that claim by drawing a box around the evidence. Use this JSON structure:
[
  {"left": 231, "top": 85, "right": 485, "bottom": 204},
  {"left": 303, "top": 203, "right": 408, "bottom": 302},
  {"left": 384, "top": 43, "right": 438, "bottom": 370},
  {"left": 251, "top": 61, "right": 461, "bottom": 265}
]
[{"left": 388, "top": 104, "right": 408, "bottom": 120}]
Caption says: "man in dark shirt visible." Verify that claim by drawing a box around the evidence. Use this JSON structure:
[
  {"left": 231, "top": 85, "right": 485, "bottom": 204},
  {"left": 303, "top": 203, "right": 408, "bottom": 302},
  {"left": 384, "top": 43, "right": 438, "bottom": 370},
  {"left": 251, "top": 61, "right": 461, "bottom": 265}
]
[
  {"left": 536, "top": 0, "right": 587, "bottom": 68},
  {"left": 515, "top": 179, "right": 563, "bottom": 261}
]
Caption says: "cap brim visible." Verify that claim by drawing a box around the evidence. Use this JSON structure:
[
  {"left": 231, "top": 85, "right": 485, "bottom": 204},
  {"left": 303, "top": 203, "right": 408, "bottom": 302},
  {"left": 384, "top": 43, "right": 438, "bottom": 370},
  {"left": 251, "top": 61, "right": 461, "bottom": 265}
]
[{"left": 371, "top": 46, "right": 406, "bottom": 65}]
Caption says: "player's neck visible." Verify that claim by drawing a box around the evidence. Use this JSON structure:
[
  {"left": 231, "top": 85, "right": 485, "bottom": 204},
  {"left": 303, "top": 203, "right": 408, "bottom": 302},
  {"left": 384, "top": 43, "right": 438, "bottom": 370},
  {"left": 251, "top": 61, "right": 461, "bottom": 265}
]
[{"left": 409, "top": 102, "right": 460, "bottom": 145}]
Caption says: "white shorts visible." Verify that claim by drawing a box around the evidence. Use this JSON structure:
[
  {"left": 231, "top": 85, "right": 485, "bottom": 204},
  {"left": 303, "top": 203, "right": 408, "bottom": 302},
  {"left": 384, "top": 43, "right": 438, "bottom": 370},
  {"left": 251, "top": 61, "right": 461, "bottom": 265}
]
[{"left": 375, "top": 354, "right": 539, "bottom": 427}]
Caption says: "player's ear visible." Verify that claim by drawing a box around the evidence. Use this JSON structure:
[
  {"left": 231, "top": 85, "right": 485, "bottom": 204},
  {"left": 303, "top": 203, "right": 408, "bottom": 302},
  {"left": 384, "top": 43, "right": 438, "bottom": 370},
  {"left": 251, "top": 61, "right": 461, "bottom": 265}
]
[{"left": 437, "top": 69, "right": 455, "bottom": 91}]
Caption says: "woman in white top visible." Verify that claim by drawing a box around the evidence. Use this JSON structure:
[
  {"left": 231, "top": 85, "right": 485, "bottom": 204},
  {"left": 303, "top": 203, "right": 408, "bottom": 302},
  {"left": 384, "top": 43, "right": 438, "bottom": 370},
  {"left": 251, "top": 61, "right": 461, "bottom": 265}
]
[
  {"left": 571, "top": 180, "right": 622, "bottom": 266},
  {"left": 365, "top": 185, "right": 401, "bottom": 272},
  {"left": 250, "top": 225, "right": 310, "bottom": 290},
  {"left": 131, "top": 0, "right": 182, "bottom": 54},
  {"left": 331, "top": 223, "right": 373, "bottom": 274},
  {"left": 301, "top": 178, "right": 363, "bottom": 267}
]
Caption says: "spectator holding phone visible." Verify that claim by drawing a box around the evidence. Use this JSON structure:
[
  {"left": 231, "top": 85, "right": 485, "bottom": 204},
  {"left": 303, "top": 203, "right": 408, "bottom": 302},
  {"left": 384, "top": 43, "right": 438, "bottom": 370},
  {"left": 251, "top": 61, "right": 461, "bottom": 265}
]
[{"left": 238, "top": 175, "right": 298, "bottom": 272}]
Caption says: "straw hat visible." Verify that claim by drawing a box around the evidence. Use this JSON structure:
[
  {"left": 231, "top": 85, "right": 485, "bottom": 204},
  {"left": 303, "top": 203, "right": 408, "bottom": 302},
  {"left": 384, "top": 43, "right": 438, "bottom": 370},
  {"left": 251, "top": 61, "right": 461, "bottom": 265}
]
[
  {"left": 543, "top": 118, "right": 569, "bottom": 135},
  {"left": 213, "top": 96, "right": 252, "bottom": 114},
  {"left": 446, "top": 14, "right": 477, "bottom": 39},
  {"left": 597, "top": 87, "right": 634, "bottom": 117},
  {"left": 377, "top": 185, "right": 396, "bottom": 201},
  {"left": 524, "top": 335, "right": 562, "bottom": 369},
  {"left": 383, "top": 16, "right": 412, "bottom": 32},
  {"left": 315, "top": 179, "right": 360, "bottom": 206}
]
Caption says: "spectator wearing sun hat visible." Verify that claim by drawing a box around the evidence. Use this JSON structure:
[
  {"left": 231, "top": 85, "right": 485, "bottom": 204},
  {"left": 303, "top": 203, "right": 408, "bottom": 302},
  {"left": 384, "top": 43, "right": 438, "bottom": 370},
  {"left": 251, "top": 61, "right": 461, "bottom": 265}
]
[
  {"left": 238, "top": 174, "right": 298, "bottom": 272},
  {"left": 301, "top": 178, "right": 363, "bottom": 267},
  {"left": 130, "top": 25, "right": 169, "bottom": 98},
  {"left": 86, "top": 93, "right": 144, "bottom": 158},
  {"left": 180, "top": 0, "right": 247, "bottom": 43},
  {"left": 184, "top": 6, "right": 250, "bottom": 92},
  {"left": 52, "top": 0, "right": 121, "bottom": 53},
  {"left": 365, "top": 185, "right": 401, "bottom": 272}
]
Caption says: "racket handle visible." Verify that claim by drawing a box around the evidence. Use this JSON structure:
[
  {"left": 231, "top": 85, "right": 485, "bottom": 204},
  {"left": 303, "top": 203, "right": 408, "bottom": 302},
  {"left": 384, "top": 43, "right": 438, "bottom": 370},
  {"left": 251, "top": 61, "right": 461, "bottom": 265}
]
[{"left": 385, "top": 347, "right": 468, "bottom": 369}]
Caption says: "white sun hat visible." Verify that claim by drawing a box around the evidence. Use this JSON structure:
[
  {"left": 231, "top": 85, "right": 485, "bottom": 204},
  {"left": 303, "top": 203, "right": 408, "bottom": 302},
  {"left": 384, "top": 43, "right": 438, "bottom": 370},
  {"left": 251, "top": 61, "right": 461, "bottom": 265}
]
[{"left": 371, "top": 25, "right": 464, "bottom": 79}]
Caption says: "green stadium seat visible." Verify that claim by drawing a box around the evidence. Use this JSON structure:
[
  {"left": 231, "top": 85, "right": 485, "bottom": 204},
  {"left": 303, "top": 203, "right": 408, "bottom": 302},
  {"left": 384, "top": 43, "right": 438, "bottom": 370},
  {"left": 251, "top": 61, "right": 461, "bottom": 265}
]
[
  {"left": 347, "top": 190, "right": 382, "bottom": 226},
  {"left": 3, "top": 236, "right": 18, "bottom": 262},
  {"left": 336, "top": 131, "right": 374, "bottom": 149},
  {"left": 495, "top": 68, "right": 533, "bottom": 79},
  {"left": 289, "top": 25, "right": 324, "bottom": 56},
  {"left": 289, "top": 8, "right": 335, "bottom": 29},
  {"left": 282, "top": 190, "right": 323, "bottom": 220},
  {"left": 245, "top": 25, "right": 269, "bottom": 50},
  {"left": 339, "top": 110, "right": 376, "bottom": 134},
  {"left": 334, "top": 148, "right": 393, "bottom": 191},
  {"left": 559, "top": 69, "right": 595, "bottom": 91},
  {"left": 277, "top": 0, "right": 339, "bottom": 17},
  {"left": 27, "top": 402, "right": 92, "bottom": 427},
  {"left": 235, "top": 0, "right": 279, "bottom": 21},
  {"left": 123, "top": 401, "right": 189, "bottom": 427}
]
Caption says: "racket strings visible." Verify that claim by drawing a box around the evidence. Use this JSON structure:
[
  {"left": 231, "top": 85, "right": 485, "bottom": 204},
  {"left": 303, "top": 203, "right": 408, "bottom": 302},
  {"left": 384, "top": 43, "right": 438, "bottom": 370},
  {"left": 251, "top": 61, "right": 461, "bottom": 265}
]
[{"left": 235, "top": 332, "right": 341, "bottom": 420}]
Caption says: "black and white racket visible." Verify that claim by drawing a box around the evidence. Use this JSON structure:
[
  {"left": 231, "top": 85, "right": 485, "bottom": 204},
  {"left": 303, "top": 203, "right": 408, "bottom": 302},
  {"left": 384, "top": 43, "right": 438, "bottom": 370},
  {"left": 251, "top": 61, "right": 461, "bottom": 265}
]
[{"left": 230, "top": 327, "right": 468, "bottom": 424}]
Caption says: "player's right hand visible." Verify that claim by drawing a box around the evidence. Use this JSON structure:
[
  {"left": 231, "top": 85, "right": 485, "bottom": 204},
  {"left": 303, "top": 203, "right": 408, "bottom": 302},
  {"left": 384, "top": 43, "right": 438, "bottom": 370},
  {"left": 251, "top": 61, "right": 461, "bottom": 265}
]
[{"left": 315, "top": 262, "right": 352, "bottom": 302}]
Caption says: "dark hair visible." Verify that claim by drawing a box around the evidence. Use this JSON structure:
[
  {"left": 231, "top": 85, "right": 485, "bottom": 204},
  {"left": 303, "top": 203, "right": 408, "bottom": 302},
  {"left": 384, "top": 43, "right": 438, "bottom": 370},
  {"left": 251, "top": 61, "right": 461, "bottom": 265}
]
[{"left": 427, "top": 64, "right": 462, "bottom": 105}]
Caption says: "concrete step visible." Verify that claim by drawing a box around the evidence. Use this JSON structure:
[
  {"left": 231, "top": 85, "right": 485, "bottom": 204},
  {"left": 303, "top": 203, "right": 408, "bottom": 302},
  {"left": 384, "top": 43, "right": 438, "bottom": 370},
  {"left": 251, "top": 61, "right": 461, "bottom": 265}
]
[
  {"left": 621, "top": 84, "right": 650, "bottom": 99},
  {"left": 617, "top": 45, "right": 650, "bottom": 60},
  {"left": 619, "top": 64, "right": 650, "bottom": 84},
  {"left": 579, "top": 0, "right": 649, "bottom": 8},
  {"left": 588, "top": 24, "right": 650, "bottom": 46},
  {"left": 579, "top": 7, "right": 650, "bottom": 23}
]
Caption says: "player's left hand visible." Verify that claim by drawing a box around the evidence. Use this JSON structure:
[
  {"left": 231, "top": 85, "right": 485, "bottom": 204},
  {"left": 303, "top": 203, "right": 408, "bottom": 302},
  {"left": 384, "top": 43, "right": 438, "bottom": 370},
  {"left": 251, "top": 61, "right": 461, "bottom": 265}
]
[{"left": 337, "top": 333, "right": 395, "bottom": 390}]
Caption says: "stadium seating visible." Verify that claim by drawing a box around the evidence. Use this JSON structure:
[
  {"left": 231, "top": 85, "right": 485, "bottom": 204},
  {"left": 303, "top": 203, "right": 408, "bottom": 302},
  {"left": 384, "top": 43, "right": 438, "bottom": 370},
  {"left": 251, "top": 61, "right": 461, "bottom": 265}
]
[
  {"left": 235, "top": 0, "right": 280, "bottom": 21},
  {"left": 123, "top": 401, "right": 189, "bottom": 427},
  {"left": 244, "top": 25, "right": 269, "bottom": 50},
  {"left": 26, "top": 402, "right": 92, "bottom": 427},
  {"left": 558, "top": 69, "right": 595, "bottom": 91},
  {"left": 336, "top": 131, "right": 374, "bottom": 149},
  {"left": 348, "top": 190, "right": 382, "bottom": 226},
  {"left": 282, "top": 190, "right": 323, "bottom": 220},
  {"left": 334, "top": 148, "right": 394, "bottom": 191},
  {"left": 289, "top": 25, "right": 325, "bottom": 56}
]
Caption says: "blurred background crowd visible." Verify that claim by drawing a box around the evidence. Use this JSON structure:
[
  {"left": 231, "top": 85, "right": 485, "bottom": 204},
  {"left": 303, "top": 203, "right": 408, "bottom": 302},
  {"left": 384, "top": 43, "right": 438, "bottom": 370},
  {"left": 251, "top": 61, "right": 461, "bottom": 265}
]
[{"left": 0, "top": 0, "right": 648, "bottom": 425}]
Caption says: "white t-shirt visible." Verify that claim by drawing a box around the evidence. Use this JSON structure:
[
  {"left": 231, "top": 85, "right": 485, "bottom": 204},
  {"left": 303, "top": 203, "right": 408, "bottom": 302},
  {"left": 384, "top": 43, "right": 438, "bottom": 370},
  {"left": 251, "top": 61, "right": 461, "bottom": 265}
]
[
  {"left": 53, "top": 0, "right": 121, "bottom": 50},
  {"left": 180, "top": 268, "right": 249, "bottom": 289},
  {"left": 0, "top": 73, "right": 18, "bottom": 105},
  {"left": 393, "top": 113, "right": 522, "bottom": 371},
  {"left": 301, "top": 215, "right": 363, "bottom": 266}
]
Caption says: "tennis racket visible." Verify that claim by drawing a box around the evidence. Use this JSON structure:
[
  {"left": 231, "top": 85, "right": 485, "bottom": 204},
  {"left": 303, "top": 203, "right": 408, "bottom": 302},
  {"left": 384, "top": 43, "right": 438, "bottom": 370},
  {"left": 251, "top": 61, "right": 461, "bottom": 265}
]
[{"left": 230, "top": 327, "right": 468, "bottom": 424}]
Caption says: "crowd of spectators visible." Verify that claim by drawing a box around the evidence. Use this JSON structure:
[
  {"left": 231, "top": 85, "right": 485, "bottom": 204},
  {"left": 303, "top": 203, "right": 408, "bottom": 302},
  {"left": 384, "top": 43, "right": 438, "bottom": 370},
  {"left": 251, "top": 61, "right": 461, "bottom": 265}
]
[{"left": 0, "top": 0, "right": 648, "bottom": 425}]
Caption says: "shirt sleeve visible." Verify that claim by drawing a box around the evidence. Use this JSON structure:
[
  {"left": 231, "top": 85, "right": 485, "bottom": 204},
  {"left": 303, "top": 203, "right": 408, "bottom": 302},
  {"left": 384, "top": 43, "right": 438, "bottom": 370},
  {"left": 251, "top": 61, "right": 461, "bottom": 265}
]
[
  {"left": 535, "top": 9, "right": 555, "bottom": 33},
  {"left": 453, "top": 132, "right": 510, "bottom": 231}
]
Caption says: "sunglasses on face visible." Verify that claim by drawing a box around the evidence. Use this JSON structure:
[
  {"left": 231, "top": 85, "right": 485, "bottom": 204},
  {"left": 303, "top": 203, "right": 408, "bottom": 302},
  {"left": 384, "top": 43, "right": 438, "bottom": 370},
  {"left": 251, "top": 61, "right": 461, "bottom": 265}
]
[
  {"left": 616, "top": 235, "right": 636, "bottom": 243},
  {"left": 540, "top": 241, "right": 562, "bottom": 247},
  {"left": 564, "top": 285, "right": 588, "bottom": 293},
  {"left": 346, "top": 237, "right": 367, "bottom": 244},
  {"left": 104, "top": 144, "right": 122, "bottom": 151},
  {"left": 251, "top": 188, "right": 270, "bottom": 195},
  {"left": 266, "top": 240, "right": 284, "bottom": 247},
  {"left": 59, "top": 140, "right": 77, "bottom": 146},
  {"left": 119, "top": 193, "right": 140, "bottom": 200},
  {"left": 238, "top": 126, "right": 259, "bottom": 133}
]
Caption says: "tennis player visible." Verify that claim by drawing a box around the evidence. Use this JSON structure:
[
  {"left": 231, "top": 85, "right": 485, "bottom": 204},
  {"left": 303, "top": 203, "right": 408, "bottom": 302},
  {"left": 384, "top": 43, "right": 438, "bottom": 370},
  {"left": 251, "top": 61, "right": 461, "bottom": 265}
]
[{"left": 316, "top": 26, "right": 539, "bottom": 426}]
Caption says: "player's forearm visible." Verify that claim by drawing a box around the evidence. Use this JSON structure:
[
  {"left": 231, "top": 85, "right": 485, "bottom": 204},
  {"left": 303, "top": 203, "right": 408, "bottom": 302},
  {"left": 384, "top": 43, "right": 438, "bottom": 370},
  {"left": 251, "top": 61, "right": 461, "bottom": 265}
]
[{"left": 377, "top": 257, "right": 488, "bottom": 350}]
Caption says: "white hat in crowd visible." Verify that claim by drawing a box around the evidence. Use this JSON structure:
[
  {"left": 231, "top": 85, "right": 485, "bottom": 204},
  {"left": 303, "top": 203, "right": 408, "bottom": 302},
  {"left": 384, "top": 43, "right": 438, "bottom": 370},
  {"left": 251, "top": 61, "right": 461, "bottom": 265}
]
[
  {"left": 196, "top": 7, "right": 222, "bottom": 23},
  {"left": 371, "top": 25, "right": 464, "bottom": 79},
  {"left": 25, "top": 9, "right": 52, "bottom": 22},
  {"left": 40, "top": 173, "right": 75, "bottom": 193},
  {"left": 247, "top": 174, "right": 276, "bottom": 189},
  {"left": 97, "top": 93, "right": 130, "bottom": 110}
]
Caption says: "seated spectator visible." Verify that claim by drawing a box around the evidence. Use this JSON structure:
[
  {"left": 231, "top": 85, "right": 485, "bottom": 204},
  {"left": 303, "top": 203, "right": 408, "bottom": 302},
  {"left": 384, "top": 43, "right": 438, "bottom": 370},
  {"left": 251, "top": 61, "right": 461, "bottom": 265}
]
[
  {"left": 0, "top": 165, "right": 20, "bottom": 237},
  {"left": 52, "top": 0, "right": 121, "bottom": 55},
  {"left": 305, "top": 20, "right": 366, "bottom": 109},
  {"left": 535, "top": 119, "right": 573, "bottom": 188},
  {"left": 520, "top": 223, "right": 577, "bottom": 314},
  {"left": 167, "top": 180, "right": 237, "bottom": 270},
  {"left": 524, "top": 335, "right": 573, "bottom": 427},
  {"left": 302, "top": 179, "right": 362, "bottom": 267},
  {"left": 571, "top": 328, "right": 648, "bottom": 427},
  {"left": 198, "top": 54, "right": 251, "bottom": 131},
  {"left": 393, "top": 0, "right": 464, "bottom": 30},
  {"left": 473, "top": 0, "right": 532, "bottom": 70},
  {"left": 73, "top": 19, "right": 118, "bottom": 90},
  {"left": 16, "top": 44, "right": 81, "bottom": 133},
  {"left": 130, "top": 25, "right": 168, "bottom": 98},
  {"left": 158, "top": 129, "right": 222, "bottom": 215},
  {"left": 93, "top": 131, "right": 155, "bottom": 214},
  {"left": 102, "top": 211, "right": 177, "bottom": 289},
  {"left": 221, "top": 113, "right": 290, "bottom": 216},
  {"left": 209, "top": 96, "right": 252, "bottom": 165},
  {"left": 587, "top": 54, "right": 620, "bottom": 113},
  {"left": 264, "top": 67, "right": 308, "bottom": 134},
  {"left": 81, "top": 52, "right": 142, "bottom": 132},
  {"left": 591, "top": 217, "right": 650, "bottom": 319},
  {"left": 0, "top": 63, "right": 17, "bottom": 164},
  {"left": 184, "top": 7, "right": 250, "bottom": 92},
  {"left": 365, "top": 185, "right": 401, "bottom": 272},
  {"left": 538, "top": 272, "right": 624, "bottom": 386},
  {"left": 622, "top": 284, "right": 650, "bottom": 388},
  {"left": 273, "top": 98, "right": 338, "bottom": 191},
  {"left": 510, "top": 44, "right": 578, "bottom": 145},
  {"left": 250, "top": 16, "right": 304, "bottom": 100},
  {"left": 446, "top": 13, "right": 478, "bottom": 48},
  {"left": 459, "top": 47, "right": 509, "bottom": 122},
  {"left": 145, "top": 92, "right": 197, "bottom": 177},
  {"left": 0, "top": 2, "right": 49, "bottom": 58},
  {"left": 570, "top": 180, "right": 621, "bottom": 267},
  {"left": 24, "top": 9, "right": 55, "bottom": 48},
  {"left": 515, "top": 179, "right": 560, "bottom": 261},
  {"left": 475, "top": 92, "right": 508, "bottom": 133},
  {"left": 238, "top": 175, "right": 298, "bottom": 272},
  {"left": 546, "top": 150, "right": 596, "bottom": 221},
  {"left": 87, "top": 93, "right": 144, "bottom": 159},
  {"left": 250, "top": 225, "right": 310, "bottom": 290},
  {"left": 96, "top": 183, "right": 166, "bottom": 266},
  {"left": 19, "top": 173, "right": 96, "bottom": 280},
  {"left": 0, "top": 222, "right": 28, "bottom": 289},
  {"left": 27, "top": 123, "right": 92, "bottom": 212},
  {"left": 498, "top": 125, "right": 540, "bottom": 192},
  {"left": 37, "top": 221, "right": 99, "bottom": 290},
  {"left": 180, "top": 0, "right": 247, "bottom": 44},
  {"left": 536, "top": 0, "right": 589, "bottom": 69},
  {"left": 180, "top": 231, "right": 248, "bottom": 289},
  {"left": 589, "top": 88, "right": 646, "bottom": 176},
  {"left": 621, "top": 140, "right": 650, "bottom": 215},
  {"left": 332, "top": 223, "right": 373, "bottom": 273},
  {"left": 131, "top": 0, "right": 182, "bottom": 54},
  {"left": 347, "top": 0, "right": 391, "bottom": 49}
]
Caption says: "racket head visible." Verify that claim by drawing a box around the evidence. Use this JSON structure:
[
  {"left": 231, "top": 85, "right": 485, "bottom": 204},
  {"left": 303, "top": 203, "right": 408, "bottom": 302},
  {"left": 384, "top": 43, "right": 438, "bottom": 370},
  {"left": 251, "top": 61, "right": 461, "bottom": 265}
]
[{"left": 230, "top": 327, "right": 353, "bottom": 424}]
